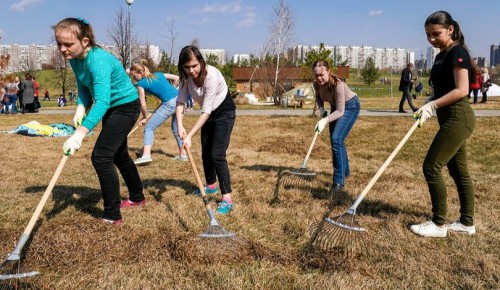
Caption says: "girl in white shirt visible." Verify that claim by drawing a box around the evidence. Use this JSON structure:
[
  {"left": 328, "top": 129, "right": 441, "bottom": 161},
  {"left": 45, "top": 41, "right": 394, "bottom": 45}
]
[{"left": 175, "top": 45, "right": 236, "bottom": 215}]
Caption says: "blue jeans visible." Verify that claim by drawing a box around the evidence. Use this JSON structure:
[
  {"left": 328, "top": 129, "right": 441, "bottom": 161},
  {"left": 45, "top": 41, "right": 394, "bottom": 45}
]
[
  {"left": 329, "top": 96, "right": 360, "bottom": 185},
  {"left": 4, "top": 94, "right": 17, "bottom": 113},
  {"left": 144, "top": 98, "right": 183, "bottom": 149}
]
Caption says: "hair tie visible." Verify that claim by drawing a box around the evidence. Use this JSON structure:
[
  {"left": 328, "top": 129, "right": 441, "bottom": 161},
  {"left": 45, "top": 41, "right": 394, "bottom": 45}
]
[{"left": 77, "top": 17, "right": 89, "bottom": 25}]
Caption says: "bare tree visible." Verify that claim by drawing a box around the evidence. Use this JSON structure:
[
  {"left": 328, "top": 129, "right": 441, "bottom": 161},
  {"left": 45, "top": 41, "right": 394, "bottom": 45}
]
[
  {"left": 262, "top": 0, "right": 295, "bottom": 105},
  {"left": 107, "top": 7, "right": 138, "bottom": 68},
  {"left": 164, "top": 19, "right": 180, "bottom": 73},
  {"left": 50, "top": 52, "right": 75, "bottom": 97},
  {"left": 190, "top": 37, "right": 200, "bottom": 48}
]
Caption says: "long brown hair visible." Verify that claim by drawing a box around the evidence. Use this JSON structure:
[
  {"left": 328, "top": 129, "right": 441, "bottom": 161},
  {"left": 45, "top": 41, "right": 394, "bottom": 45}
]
[{"left": 177, "top": 45, "right": 207, "bottom": 88}]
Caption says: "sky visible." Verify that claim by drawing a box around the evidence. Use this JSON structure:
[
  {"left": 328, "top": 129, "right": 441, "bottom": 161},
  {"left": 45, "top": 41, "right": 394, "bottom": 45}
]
[{"left": 0, "top": 0, "right": 499, "bottom": 61}]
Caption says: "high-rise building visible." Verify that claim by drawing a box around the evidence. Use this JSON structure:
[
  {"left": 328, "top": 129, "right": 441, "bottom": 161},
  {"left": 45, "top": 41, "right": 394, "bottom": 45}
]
[
  {"left": 490, "top": 45, "right": 500, "bottom": 67},
  {"left": 199, "top": 49, "right": 226, "bottom": 65},
  {"left": 0, "top": 43, "right": 160, "bottom": 74}
]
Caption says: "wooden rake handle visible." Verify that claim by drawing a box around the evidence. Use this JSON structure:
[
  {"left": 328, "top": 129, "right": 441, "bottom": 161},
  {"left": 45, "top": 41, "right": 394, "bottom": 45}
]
[
  {"left": 127, "top": 101, "right": 162, "bottom": 137},
  {"left": 186, "top": 147, "right": 210, "bottom": 201},
  {"left": 12, "top": 155, "right": 68, "bottom": 255},
  {"left": 350, "top": 120, "right": 419, "bottom": 211},
  {"left": 300, "top": 131, "right": 319, "bottom": 168}
]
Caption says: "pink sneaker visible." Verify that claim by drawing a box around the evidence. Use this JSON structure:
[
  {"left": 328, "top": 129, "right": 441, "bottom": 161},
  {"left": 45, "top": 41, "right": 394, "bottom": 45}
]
[
  {"left": 100, "top": 218, "right": 124, "bottom": 225},
  {"left": 120, "top": 199, "right": 146, "bottom": 209}
]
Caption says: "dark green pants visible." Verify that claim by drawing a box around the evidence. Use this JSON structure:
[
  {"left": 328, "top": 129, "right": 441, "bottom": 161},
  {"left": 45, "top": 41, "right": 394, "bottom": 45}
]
[{"left": 423, "top": 97, "right": 475, "bottom": 226}]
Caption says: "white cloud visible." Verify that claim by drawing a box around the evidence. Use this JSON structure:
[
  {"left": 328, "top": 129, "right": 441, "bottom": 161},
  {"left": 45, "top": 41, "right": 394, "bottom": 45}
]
[
  {"left": 237, "top": 11, "right": 256, "bottom": 28},
  {"left": 10, "top": 0, "right": 43, "bottom": 12},
  {"left": 368, "top": 9, "right": 383, "bottom": 16},
  {"left": 199, "top": 0, "right": 241, "bottom": 14}
]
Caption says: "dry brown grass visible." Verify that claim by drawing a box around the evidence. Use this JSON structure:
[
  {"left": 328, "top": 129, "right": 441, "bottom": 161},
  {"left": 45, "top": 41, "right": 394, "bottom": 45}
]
[{"left": 0, "top": 111, "right": 499, "bottom": 289}]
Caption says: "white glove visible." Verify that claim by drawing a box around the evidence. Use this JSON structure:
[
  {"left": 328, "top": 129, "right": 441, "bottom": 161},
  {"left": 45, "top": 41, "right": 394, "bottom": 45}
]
[
  {"left": 319, "top": 107, "right": 326, "bottom": 118},
  {"left": 63, "top": 131, "right": 86, "bottom": 156},
  {"left": 73, "top": 104, "right": 86, "bottom": 127},
  {"left": 315, "top": 118, "right": 328, "bottom": 134},
  {"left": 413, "top": 101, "right": 437, "bottom": 128}
]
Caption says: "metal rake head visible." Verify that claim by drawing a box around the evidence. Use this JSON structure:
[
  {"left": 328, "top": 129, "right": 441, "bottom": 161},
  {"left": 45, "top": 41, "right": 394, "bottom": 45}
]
[
  {"left": 199, "top": 224, "right": 237, "bottom": 239},
  {"left": 0, "top": 259, "right": 39, "bottom": 288},
  {"left": 308, "top": 212, "right": 367, "bottom": 260}
]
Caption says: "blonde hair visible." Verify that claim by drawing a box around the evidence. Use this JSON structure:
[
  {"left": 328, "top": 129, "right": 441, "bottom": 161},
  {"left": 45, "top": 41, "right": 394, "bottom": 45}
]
[{"left": 130, "top": 62, "right": 157, "bottom": 81}]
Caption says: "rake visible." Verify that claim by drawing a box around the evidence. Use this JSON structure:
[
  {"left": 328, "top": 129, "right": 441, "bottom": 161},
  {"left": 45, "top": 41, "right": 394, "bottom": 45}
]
[
  {"left": 1, "top": 155, "right": 68, "bottom": 282},
  {"left": 127, "top": 101, "right": 162, "bottom": 137},
  {"left": 185, "top": 147, "right": 237, "bottom": 240},
  {"left": 279, "top": 131, "right": 319, "bottom": 191},
  {"left": 309, "top": 121, "right": 419, "bottom": 256}
]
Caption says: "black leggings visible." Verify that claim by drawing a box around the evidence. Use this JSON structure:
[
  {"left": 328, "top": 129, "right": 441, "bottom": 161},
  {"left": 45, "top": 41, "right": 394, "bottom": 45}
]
[{"left": 91, "top": 100, "right": 143, "bottom": 220}]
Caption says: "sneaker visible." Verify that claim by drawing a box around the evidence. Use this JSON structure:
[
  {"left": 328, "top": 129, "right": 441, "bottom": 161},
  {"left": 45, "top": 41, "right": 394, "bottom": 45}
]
[
  {"left": 100, "top": 218, "right": 124, "bottom": 225},
  {"left": 120, "top": 199, "right": 146, "bottom": 209},
  {"left": 410, "top": 221, "right": 447, "bottom": 238},
  {"left": 172, "top": 155, "right": 188, "bottom": 162},
  {"left": 134, "top": 156, "right": 152, "bottom": 165},
  {"left": 193, "top": 185, "right": 218, "bottom": 195},
  {"left": 216, "top": 200, "right": 233, "bottom": 215},
  {"left": 448, "top": 221, "right": 476, "bottom": 235}
]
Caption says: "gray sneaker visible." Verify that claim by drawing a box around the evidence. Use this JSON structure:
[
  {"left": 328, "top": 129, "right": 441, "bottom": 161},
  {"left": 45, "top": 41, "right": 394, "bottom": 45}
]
[
  {"left": 448, "top": 221, "right": 476, "bottom": 235},
  {"left": 134, "top": 156, "right": 152, "bottom": 165},
  {"left": 172, "top": 155, "right": 188, "bottom": 162}
]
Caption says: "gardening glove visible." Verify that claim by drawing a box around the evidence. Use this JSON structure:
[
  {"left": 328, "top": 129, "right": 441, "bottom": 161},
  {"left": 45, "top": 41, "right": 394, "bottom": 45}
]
[
  {"left": 319, "top": 107, "right": 327, "bottom": 118},
  {"left": 73, "top": 104, "right": 86, "bottom": 127},
  {"left": 315, "top": 118, "right": 328, "bottom": 134},
  {"left": 63, "top": 131, "right": 86, "bottom": 156},
  {"left": 413, "top": 101, "right": 437, "bottom": 128}
]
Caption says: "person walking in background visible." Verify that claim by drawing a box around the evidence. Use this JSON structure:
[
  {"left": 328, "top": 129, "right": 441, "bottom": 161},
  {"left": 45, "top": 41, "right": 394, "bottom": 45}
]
[
  {"left": 53, "top": 17, "right": 145, "bottom": 225},
  {"left": 398, "top": 63, "right": 418, "bottom": 113},
  {"left": 411, "top": 10, "right": 476, "bottom": 238},
  {"left": 175, "top": 45, "right": 236, "bottom": 215},
  {"left": 312, "top": 59, "right": 360, "bottom": 193},
  {"left": 21, "top": 73, "right": 35, "bottom": 113},
  {"left": 186, "top": 93, "right": 193, "bottom": 111},
  {"left": 43, "top": 88, "right": 51, "bottom": 101},
  {"left": 468, "top": 64, "right": 481, "bottom": 104},
  {"left": 129, "top": 62, "right": 187, "bottom": 165},
  {"left": 480, "top": 67, "right": 490, "bottom": 103}
]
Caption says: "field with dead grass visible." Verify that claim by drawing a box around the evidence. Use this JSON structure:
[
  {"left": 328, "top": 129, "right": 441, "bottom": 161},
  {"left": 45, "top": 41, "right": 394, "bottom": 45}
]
[{"left": 0, "top": 110, "right": 499, "bottom": 289}]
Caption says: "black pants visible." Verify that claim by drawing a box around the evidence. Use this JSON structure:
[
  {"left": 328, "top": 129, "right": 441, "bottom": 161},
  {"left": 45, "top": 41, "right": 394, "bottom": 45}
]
[
  {"left": 91, "top": 99, "right": 143, "bottom": 220},
  {"left": 201, "top": 92, "right": 236, "bottom": 195},
  {"left": 399, "top": 89, "right": 417, "bottom": 111}
]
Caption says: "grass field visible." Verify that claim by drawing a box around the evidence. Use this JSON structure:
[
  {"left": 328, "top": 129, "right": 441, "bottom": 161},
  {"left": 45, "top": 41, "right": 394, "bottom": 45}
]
[{"left": 0, "top": 104, "right": 499, "bottom": 289}]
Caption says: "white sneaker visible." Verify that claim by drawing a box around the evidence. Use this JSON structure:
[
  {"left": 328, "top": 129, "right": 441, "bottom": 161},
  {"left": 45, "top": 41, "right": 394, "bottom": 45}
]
[
  {"left": 448, "top": 221, "right": 476, "bottom": 235},
  {"left": 410, "top": 221, "right": 447, "bottom": 238},
  {"left": 134, "top": 156, "right": 152, "bottom": 165}
]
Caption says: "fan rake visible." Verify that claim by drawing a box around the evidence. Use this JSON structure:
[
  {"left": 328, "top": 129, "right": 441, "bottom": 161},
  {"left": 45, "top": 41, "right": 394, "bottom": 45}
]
[
  {"left": 278, "top": 131, "right": 319, "bottom": 190},
  {"left": 308, "top": 121, "right": 419, "bottom": 260},
  {"left": 1, "top": 155, "right": 68, "bottom": 285}
]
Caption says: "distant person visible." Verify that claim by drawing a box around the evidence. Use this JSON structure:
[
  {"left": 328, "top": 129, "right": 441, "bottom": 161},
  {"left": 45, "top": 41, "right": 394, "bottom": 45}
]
[
  {"left": 44, "top": 88, "right": 51, "bottom": 101},
  {"left": 33, "top": 76, "right": 40, "bottom": 110},
  {"left": 175, "top": 45, "right": 236, "bottom": 215},
  {"left": 58, "top": 94, "right": 67, "bottom": 107},
  {"left": 411, "top": 10, "right": 476, "bottom": 238},
  {"left": 15, "top": 76, "right": 24, "bottom": 113},
  {"left": 54, "top": 17, "right": 145, "bottom": 225},
  {"left": 4, "top": 74, "right": 19, "bottom": 114},
  {"left": 468, "top": 64, "right": 481, "bottom": 104},
  {"left": 68, "top": 90, "right": 74, "bottom": 101},
  {"left": 21, "top": 73, "right": 36, "bottom": 113},
  {"left": 312, "top": 59, "right": 360, "bottom": 193},
  {"left": 480, "top": 67, "right": 490, "bottom": 103},
  {"left": 129, "top": 62, "right": 187, "bottom": 165},
  {"left": 398, "top": 63, "right": 418, "bottom": 113}
]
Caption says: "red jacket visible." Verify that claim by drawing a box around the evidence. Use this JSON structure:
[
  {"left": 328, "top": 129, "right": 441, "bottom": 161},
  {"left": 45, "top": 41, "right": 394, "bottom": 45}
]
[{"left": 470, "top": 73, "right": 481, "bottom": 90}]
